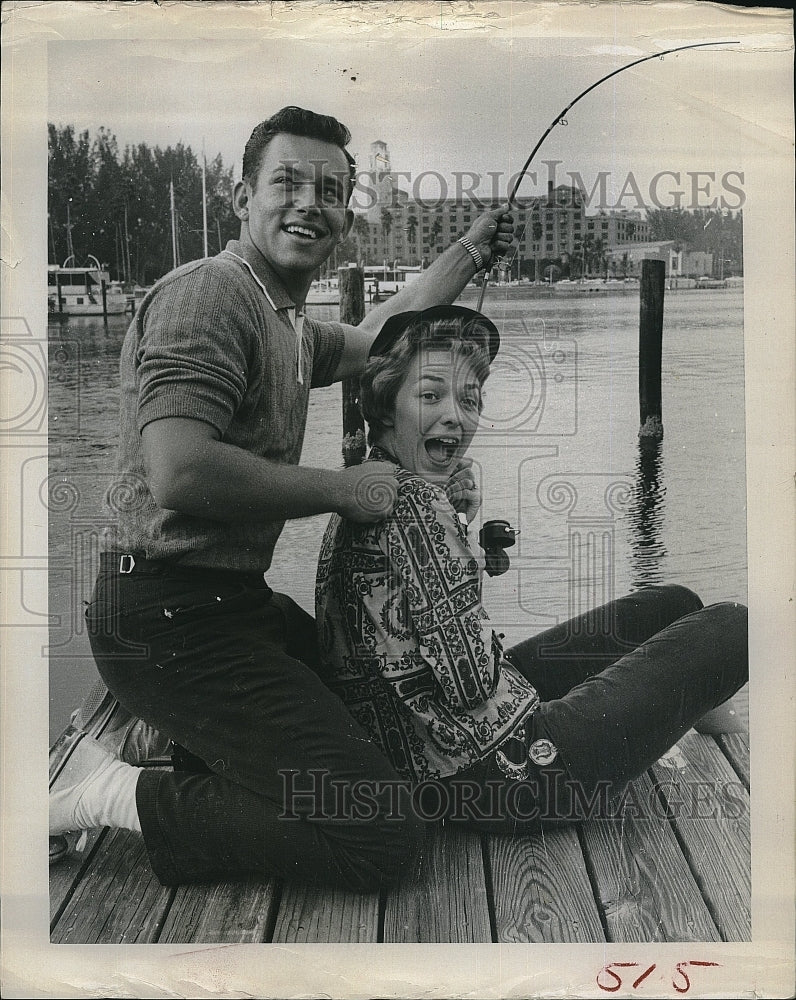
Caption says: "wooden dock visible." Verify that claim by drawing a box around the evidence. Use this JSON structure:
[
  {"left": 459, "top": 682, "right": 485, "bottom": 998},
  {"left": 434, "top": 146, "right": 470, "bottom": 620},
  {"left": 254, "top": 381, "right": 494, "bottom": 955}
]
[{"left": 49, "top": 731, "right": 750, "bottom": 944}]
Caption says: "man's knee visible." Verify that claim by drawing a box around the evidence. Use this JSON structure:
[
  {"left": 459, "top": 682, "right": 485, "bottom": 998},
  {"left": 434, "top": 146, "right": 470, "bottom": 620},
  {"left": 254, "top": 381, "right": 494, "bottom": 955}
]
[{"left": 332, "top": 809, "right": 424, "bottom": 893}]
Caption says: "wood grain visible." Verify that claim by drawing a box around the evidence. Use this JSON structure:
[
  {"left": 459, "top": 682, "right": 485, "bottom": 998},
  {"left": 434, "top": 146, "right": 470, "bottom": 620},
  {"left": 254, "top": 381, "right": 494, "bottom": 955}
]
[
  {"left": 580, "top": 771, "right": 720, "bottom": 942},
  {"left": 159, "top": 879, "right": 279, "bottom": 943},
  {"left": 487, "top": 826, "right": 604, "bottom": 942},
  {"left": 650, "top": 733, "right": 751, "bottom": 941},
  {"left": 716, "top": 732, "right": 750, "bottom": 791},
  {"left": 383, "top": 823, "right": 491, "bottom": 942},
  {"left": 49, "top": 828, "right": 106, "bottom": 926},
  {"left": 50, "top": 828, "right": 172, "bottom": 943},
  {"left": 272, "top": 884, "right": 379, "bottom": 943}
]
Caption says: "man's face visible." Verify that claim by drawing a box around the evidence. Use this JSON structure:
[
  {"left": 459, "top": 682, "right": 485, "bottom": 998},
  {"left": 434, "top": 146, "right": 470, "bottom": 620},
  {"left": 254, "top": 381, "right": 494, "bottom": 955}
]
[{"left": 236, "top": 132, "right": 353, "bottom": 281}]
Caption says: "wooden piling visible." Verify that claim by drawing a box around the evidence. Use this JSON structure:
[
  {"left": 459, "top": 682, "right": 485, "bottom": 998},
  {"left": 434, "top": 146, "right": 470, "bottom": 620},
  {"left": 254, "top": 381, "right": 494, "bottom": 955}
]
[
  {"left": 638, "top": 258, "right": 665, "bottom": 440},
  {"left": 100, "top": 278, "right": 108, "bottom": 321},
  {"left": 338, "top": 265, "right": 367, "bottom": 467}
]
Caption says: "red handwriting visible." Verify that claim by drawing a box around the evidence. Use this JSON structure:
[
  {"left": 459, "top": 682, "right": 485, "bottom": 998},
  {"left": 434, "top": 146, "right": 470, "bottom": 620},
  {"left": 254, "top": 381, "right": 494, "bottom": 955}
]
[{"left": 597, "top": 961, "right": 721, "bottom": 994}]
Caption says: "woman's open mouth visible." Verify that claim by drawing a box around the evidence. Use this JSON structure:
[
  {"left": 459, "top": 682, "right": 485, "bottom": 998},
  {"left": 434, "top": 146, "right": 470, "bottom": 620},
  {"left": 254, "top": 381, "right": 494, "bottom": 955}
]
[{"left": 424, "top": 437, "right": 459, "bottom": 466}]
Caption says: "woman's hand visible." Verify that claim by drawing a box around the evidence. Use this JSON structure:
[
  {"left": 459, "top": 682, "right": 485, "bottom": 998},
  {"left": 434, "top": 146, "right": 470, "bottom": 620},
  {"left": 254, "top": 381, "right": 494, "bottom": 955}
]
[
  {"left": 445, "top": 458, "right": 481, "bottom": 524},
  {"left": 464, "top": 205, "right": 516, "bottom": 269}
]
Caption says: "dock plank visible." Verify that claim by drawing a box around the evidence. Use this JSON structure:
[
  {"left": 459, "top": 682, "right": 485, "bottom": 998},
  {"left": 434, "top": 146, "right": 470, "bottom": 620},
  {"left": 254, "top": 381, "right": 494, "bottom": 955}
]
[
  {"left": 383, "top": 823, "right": 491, "bottom": 942},
  {"left": 50, "top": 828, "right": 173, "bottom": 944},
  {"left": 650, "top": 733, "right": 751, "bottom": 941},
  {"left": 486, "top": 826, "right": 604, "bottom": 942},
  {"left": 579, "top": 771, "right": 720, "bottom": 942},
  {"left": 159, "top": 879, "right": 279, "bottom": 943},
  {"left": 49, "top": 828, "right": 106, "bottom": 925},
  {"left": 717, "top": 732, "right": 750, "bottom": 791},
  {"left": 272, "top": 884, "right": 380, "bottom": 943}
]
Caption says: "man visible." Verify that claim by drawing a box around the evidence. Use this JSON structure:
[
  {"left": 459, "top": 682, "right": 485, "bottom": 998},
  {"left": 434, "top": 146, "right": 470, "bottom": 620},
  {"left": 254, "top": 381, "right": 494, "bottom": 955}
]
[{"left": 50, "top": 106, "right": 514, "bottom": 889}]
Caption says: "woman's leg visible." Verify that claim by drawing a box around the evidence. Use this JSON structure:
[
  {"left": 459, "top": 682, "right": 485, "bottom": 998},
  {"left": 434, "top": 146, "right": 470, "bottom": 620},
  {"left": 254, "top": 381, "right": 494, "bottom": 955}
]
[
  {"left": 448, "top": 592, "right": 748, "bottom": 832},
  {"left": 525, "top": 600, "right": 748, "bottom": 800},
  {"left": 85, "top": 568, "right": 422, "bottom": 889},
  {"left": 505, "top": 584, "right": 704, "bottom": 699}
]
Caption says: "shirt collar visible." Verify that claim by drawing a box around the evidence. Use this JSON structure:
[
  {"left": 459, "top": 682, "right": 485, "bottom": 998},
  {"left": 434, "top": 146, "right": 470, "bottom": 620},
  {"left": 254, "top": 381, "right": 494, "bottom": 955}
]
[
  {"left": 222, "top": 239, "right": 298, "bottom": 312},
  {"left": 368, "top": 443, "right": 400, "bottom": 466}
]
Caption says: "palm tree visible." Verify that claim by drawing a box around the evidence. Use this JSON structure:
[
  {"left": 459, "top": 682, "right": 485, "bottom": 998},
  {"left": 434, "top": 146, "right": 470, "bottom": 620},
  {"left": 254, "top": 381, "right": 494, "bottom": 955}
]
[
  {"left": 352, "top": 214, "right": 370, "bottom": 264},
  {"left": 405, "top": 212, "right": 419, "bottom": 263},
  {"left": 429, "top": 215, "right": 443, "bottom": 254},
  {"left": 380, "top": 208, "right": 393, "bottom": 257},
  {"left": 591, "top": 237, "right": 606, "bottom": 279}
]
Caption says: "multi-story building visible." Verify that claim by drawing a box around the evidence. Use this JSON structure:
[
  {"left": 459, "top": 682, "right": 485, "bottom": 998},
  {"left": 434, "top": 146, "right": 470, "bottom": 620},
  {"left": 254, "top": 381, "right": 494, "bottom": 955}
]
[
  {"left": 350, "top": 141, "right": 651, "bottom": 279},
  {"left": 586, "top": 210, "right": 650, "bottom": 248}
]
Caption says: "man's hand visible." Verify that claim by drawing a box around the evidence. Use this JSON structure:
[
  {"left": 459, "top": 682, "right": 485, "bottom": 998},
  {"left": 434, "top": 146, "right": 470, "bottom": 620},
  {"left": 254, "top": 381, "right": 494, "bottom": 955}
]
[
  {"left": 445, "top": 458, "right": 481, "bottom": 524},
  {"left": 336, "top": 461, "right": 399, "bottom": 523},
  {"left": 464, "top": 205, "right": 515, "bottom": 270}
]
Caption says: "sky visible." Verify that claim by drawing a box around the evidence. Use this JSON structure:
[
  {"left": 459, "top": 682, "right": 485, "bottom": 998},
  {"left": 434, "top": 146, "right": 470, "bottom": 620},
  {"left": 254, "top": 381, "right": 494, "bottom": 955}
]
[{"left": 46, "top": 29, "right": 781, "bottom": 213}]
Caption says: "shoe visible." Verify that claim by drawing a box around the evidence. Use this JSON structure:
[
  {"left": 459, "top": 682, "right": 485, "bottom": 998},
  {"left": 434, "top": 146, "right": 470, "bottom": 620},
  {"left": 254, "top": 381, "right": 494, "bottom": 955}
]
[
  {"left": 70, "top": 676, "right": 171, "bottom": 765},
  {"left": 49, "top": 728, "right": 116, "bottom": 839},
  {"left": 97, "top": 717, "right": 172, "bottom": 766},
  {"left": 69, "top": 677, "right": 133, "bottom": 736}
]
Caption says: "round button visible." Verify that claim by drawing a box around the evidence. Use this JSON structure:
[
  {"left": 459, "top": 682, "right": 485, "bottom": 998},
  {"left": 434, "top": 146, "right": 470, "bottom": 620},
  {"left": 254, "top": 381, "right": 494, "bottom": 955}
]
[{"left": 528, "top": 738, "right": 558, "bottom": 766}]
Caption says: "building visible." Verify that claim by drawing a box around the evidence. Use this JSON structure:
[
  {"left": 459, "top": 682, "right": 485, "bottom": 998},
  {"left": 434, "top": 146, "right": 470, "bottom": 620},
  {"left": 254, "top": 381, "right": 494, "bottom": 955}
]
[
  {"left": 586, "top": 210, "right": 650, "bottom": 248},
  {"left": 602, "top": 241, "right": 714, "bottom": 279},
  {"left": 349, "top": 142, "right": 653, "bottom": 279}
]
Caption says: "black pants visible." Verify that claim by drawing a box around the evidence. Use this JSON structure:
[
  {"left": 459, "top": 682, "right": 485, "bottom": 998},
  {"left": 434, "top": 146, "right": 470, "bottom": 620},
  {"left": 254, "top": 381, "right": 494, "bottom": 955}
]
[
  {"left": 435, "top": 586, "right": 748, "bottom": 830},
  {"left": 87, "top": 559, "right": 746, "bottom": 888}
]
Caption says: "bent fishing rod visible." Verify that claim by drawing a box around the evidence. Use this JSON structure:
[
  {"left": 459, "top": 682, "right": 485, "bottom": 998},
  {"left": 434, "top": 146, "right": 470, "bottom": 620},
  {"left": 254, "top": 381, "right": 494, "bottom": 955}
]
[{"left": 477, "top": 40, "right": 740, "bottom": 312}]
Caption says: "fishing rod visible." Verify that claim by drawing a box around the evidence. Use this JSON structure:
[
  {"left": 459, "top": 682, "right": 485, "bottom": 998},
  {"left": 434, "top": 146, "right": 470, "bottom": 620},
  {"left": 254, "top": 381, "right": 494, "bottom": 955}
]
[{"left": 477, "top": 40, "right": 740, "bottom": 312}]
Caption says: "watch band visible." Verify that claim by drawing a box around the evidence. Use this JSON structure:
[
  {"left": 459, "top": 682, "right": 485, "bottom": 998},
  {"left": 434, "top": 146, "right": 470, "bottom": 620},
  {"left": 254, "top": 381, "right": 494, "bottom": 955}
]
[{"left": 457, "top": 235, "right": 485, "bottom": 271}]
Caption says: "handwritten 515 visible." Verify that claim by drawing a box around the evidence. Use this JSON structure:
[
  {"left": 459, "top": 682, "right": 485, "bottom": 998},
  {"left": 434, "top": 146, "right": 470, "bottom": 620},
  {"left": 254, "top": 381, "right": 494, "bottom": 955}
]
[{"left": 597, "top": 961, "right": 721, "bottom": 993}]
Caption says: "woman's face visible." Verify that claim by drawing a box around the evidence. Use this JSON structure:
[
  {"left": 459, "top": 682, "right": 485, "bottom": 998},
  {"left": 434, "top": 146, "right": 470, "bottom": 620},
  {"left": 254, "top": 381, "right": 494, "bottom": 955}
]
[{"left": 378, "top": 346, "right": 483, "bottom": 483}]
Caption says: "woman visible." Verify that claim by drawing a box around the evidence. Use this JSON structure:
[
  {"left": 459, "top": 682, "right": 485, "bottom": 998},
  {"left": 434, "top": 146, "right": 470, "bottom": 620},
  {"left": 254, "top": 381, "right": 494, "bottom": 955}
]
[{"left": 315, "top": 304, "right": 748, "bottom": 827}]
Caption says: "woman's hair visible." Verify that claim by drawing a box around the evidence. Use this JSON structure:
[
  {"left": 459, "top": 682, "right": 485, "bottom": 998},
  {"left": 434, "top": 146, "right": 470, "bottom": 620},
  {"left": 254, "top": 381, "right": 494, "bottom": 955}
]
[{"left": 360, "top": 317, "right": 492, "bottom": 446}]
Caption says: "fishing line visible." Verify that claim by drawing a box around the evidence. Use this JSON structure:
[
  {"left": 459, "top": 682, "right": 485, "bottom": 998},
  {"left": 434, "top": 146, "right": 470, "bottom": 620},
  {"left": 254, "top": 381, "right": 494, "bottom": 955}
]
[{"left": 477, "top": 40, "right": 740, "bottom": 312}]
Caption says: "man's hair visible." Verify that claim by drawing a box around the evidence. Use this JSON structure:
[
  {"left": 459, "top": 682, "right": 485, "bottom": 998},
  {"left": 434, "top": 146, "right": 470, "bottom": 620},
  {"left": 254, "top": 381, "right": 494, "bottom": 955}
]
[
  {"left": 359, "top": 318, "right": 492, "bottom": 447},
  {"left": 242, "top": 106, "right": 357, "bottom": 200}
]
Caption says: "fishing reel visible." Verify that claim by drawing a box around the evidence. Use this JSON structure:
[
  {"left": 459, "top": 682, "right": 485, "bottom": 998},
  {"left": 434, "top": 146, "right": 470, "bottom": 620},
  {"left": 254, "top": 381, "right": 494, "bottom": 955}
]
[{"left": 478, "top": 519, "right": 519, "bottom": 577}]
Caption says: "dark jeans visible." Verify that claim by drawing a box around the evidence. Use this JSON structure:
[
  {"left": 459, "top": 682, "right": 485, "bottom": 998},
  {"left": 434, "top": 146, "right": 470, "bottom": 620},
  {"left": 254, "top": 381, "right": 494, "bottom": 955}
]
[
  {"left": 87, "top": 556, "right": 422, "bottom": 889},
  {"left": 87, "top": 556, "right": 747, "bottom": 887},
  {"left": 436, "top": 586, "right": 748, "bottom": 830}
]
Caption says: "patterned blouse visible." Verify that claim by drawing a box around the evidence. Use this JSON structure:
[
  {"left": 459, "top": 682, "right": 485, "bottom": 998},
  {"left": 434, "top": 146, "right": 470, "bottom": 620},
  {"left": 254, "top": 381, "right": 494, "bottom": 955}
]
[{"left": 315, "top": 447, "right": 539, "bottom": 782}]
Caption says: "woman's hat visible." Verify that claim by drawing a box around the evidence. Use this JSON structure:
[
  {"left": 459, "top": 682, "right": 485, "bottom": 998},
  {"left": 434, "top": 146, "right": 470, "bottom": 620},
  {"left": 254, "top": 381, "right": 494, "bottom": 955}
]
[{"left": 368, "top": 304, "right": 500, "bottom": 362}]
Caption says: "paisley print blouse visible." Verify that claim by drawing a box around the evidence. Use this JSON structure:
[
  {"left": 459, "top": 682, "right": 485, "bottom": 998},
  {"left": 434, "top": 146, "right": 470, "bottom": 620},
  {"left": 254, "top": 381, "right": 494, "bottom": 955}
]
[{"left": 315, "top": 448, "right": 539, "bottom": 782}]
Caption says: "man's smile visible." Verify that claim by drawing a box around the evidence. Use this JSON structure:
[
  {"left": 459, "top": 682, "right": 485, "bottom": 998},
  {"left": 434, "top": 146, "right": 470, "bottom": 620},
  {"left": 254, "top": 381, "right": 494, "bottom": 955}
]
[{"left": 282, "top": 223, "right": 324, "bottom": 241}]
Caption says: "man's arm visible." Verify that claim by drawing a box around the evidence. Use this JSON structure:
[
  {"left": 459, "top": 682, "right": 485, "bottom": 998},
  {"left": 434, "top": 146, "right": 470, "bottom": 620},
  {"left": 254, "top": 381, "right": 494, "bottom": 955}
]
[
  {"left": 332, "top": 205, "right": 515, "bottom": 381},
  {"left": 142, "top": 417, "right": 397, "bottom": 524}
]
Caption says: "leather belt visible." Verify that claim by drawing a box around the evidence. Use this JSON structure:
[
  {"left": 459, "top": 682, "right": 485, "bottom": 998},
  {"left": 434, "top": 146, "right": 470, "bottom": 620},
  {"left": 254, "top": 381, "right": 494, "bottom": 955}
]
[{"left": 100, "top": 551, "right": 272, "bottom": 588}]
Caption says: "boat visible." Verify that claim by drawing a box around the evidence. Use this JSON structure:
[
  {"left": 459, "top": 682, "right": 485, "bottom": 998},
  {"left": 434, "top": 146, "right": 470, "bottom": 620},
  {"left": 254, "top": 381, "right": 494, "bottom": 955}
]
[
  {"left": 305, "top": 277, "right": 340, "bottom": 305},
  {"left": 48, "top": 256, "right": 128, "bottom": 316}
]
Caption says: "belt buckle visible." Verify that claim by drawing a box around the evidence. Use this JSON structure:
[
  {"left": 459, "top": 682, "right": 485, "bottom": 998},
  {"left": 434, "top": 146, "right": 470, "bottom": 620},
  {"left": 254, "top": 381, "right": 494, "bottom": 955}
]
[{"left": 119, "top": 554, "right": 136, "bottom": 575}]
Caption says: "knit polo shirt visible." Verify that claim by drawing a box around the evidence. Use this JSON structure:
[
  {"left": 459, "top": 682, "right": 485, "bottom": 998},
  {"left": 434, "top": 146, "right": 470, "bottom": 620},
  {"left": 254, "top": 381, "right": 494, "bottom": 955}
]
[{"left": 106, "top": 240, "right": 346, "bottom": 572}]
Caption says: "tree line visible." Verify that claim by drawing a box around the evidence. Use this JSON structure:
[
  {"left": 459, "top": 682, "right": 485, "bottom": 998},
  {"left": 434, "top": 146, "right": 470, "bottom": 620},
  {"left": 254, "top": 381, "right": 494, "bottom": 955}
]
[
  {"left": 647, "top": 207, "right": 743, "bottom": 273},
  {"left": 49, "top": 123, "right": 744, "bottom": 286},
  {"left": 48, "top": 124, "right": 240, "bottom": 286}
]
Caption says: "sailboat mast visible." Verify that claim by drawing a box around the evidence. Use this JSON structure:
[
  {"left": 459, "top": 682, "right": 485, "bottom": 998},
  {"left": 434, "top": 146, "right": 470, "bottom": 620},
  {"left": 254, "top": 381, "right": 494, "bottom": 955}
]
[
  {"left": 202, "top": 143, "right": 209, "bottom": 258},
  {"left": 170, "top": 179, "right": 178, "bottom": 270},
  {"left": 65, "top": 200, "right": 75, "bottom": 264}
]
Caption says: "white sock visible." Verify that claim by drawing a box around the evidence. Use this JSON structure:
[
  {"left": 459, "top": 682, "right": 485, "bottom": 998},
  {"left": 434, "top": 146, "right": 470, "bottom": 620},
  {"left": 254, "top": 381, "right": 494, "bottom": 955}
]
[{"left": 73, "top": 754, "right": 142, "bottom": 833}]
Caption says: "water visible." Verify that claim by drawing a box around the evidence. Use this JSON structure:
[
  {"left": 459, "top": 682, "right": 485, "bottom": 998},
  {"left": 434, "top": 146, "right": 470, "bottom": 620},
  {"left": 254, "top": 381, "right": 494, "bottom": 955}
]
[{"left": 48, "top": 288, "right": 746, "bottom": 742}]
